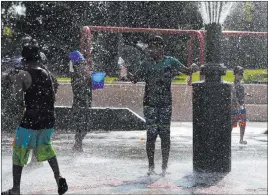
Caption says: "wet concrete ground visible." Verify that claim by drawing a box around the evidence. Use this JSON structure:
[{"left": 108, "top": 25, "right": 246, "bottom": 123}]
[{"left": 1, "top": 122, "right": 267, "bottom": 194}]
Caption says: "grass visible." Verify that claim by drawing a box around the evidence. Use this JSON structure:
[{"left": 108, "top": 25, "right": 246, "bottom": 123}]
[
  {"left": 57, "top": 77, "right": 71, "bottom": 82},
  {"left": 56, "top": 77, "right": 117, "bottom": 83},
  {"left": 173, "top": 69, "right": 268, "bottom": 83},
  {"left": 56, "top": 69, "right": 267, "bottom": 84}
]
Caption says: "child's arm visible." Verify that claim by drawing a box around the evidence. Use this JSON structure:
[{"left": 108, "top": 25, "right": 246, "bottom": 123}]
[
  {"left": 127, "top": 60, "right": 147, "bottom": 84},
  {"left": 127, "top": 71, "right": 139, "bottom": 84},
  {"left": 186, "top": 75, "right": 192, "bottom": 86},
  {"left": 236, "top": 84, "right": 246, "bottom": 108}
]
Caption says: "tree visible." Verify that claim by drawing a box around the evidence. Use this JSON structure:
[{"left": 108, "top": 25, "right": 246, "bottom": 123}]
[
  {"left": 2, "top": 1, "right": 204, "bottom": 76},
  {"left": 224, "top": 2, "right": 267, "bottom": 32},
  {"left": 223, "top": 2, "right": 267, "bottom": 69}
]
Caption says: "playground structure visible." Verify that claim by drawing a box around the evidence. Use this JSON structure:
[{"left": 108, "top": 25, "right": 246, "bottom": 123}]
[
  {"left": 80, "top": 25, "right": 268, "bottom": 70},
  {"left": 3, "top": 26, "right": 266, "bottom": 132},
  {"left": 46, "top": 27, "right": 268, "bottom": 132},
  {"left": 63, "top": 25, "right": 267, "bottom": 132}
]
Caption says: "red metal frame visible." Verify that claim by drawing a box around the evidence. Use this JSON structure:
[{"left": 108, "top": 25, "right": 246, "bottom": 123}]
[{"left": 81, "top": 26, "right": 268, "bottom": 72}]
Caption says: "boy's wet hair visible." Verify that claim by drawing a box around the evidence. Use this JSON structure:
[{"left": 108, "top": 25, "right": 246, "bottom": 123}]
[
  {"left": 148, "top": 35, "right": 165, "bottom": 47},
  {"left": 21, "top": 35, "right": 39, "bottom": 48},
  {"left": 21, "top": 45, "right": 41, "bottom": 62},
  {"left": 234, "top": 66, "right": 244, "bottom": 75}
]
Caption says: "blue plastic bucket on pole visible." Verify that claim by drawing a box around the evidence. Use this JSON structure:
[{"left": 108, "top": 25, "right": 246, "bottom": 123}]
[{"left": 92, "top": 72, "right": 106, "bottom": 89}]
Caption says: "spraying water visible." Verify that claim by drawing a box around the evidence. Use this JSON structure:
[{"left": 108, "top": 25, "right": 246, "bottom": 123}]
[{"left": 198, "top": 2, "right": 235, "bottom": 24}]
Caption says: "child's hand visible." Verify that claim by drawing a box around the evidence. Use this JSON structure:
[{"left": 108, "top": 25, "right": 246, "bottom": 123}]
[
  {"left": 186, "top": 75, "right": 192, "bottom": 86},
  {"left": 190, "top": 63, "right": 199, "bottom": 73},
  {"left": 127, "top": 71, "right": 138, "bottom": 84}
]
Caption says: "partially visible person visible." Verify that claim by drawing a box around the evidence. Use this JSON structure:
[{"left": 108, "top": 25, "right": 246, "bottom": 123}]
[
  {"left": 1, "top": 69, "right": 21, "bottom": 132},
  {"left": 20, "top": 35, "right": 47, "bottom": 65},
  {"left": 2, "top": 37, "right": 58, "bottom": 167},
  {"left": 1, "top": 39, "right": 30, "bottom": 131},
  {"left": 1, "top": 44, "right": 68, "bottom": 195},
  {"left": 23, "top": 37, "right": 58, "bottom": 167},
  {"left": 118, "top": 57, "right": 128, "bottom": 81},
  {"left": 22, "top": 37, "right": 59, "bottom": 167},
  {"left": 231, "top": 66, "right": 249, "bottom": 145},
  {"left": 69, "top": 50, "right": 92, "bottom": 152},
  {"left": 128, "top": 35, "right": 199, "bottom": 177}
]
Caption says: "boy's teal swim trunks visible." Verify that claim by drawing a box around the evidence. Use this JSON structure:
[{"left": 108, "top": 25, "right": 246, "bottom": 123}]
[{"left": 12, "top": 126, "right": 56, "bottom": 166}]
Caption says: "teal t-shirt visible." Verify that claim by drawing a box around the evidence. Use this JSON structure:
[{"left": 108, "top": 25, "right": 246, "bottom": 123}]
[{"left": 135, "top": 56, "right": 185, "bottom": 107}]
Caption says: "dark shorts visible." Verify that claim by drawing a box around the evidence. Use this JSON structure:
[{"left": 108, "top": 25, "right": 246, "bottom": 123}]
[{"left": 143, "top": 106, "right": 172, "bottom": 139}]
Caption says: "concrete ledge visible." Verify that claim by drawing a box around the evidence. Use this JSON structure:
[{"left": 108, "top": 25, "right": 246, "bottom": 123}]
[
  {"left": 55, "top": 106, "right": 146, "bottom": 131},
  {"left": 55, "top": 83, "right": 267, "bottom": 122},
  {"left": 246, "top": 104, "right": 268, "bottom": 122}
]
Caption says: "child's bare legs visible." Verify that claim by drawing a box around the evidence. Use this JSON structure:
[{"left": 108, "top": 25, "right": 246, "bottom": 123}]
[
  {"left": 238, "top": 119, "right": 247, "bottom": 144},
  {"left": 239, "top": 126, "right": 247, "bottom": 144},
  {"left": 73, "top": 127, "right": 87, "bottom": 152},
  {"left": 48, "top": 156, "right": 68, "bottom": 195},
  {"left": 158, "top": 106, "right": 172, "bottom": 177},
  {"left": 7, "top": 164, "right": 23, "bottom": 195},
  {"left": 144, "top": 106, "right": 158, "bottom": 175},
  {"left": 146, "top": 127, "right": 158, "bottom": 175},
  {"left": 159, "top": 132, "right": 170, "bottom": 176},
  {"left": 48, "top": 156, "right": 61, "bottom": 183}
]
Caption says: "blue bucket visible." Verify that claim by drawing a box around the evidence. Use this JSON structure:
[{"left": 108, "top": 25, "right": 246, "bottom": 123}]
[
  {"left": 92, "top": 72, "right": 106, "bottom": 89},
  {"left": 69, "top": 50, "right": 85, "bottom": 64}
]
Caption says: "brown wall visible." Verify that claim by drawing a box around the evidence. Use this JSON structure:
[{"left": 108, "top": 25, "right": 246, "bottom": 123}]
[{"left": 56, "top": 82, "right": 267, "bottom": 122}]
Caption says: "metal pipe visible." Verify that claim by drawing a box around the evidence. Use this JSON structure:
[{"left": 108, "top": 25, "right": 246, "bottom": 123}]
[
  {"left": 81, "top": 26, "right": 267, "bottom": 67},
  {"left": 218, "top": 2, "right": 223, "bottom": 24},
  {"left": 186, "top": 35, "right": 194, "bottom": 67},
  {"left": 85, "top": 25, "right": 199, "bottom": 36},
  {"left": 208, "top": 2, "right": 212, "bottom": 23}
]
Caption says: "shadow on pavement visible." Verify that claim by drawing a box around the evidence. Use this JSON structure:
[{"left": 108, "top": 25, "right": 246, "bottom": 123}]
[{"left": 175, "top": 172, "right": 228, "bottom": 188}]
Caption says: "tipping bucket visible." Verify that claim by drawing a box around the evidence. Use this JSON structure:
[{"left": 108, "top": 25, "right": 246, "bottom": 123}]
[
  {"left": 92, "top": 72, "right": 106, "bottom": 89},
  {"left": 69, "top": 50, "right": 85, "bottom": 64}
]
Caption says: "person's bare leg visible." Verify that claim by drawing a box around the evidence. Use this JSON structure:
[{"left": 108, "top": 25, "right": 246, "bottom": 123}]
[
  {"left": 239, "top": 126, "right": 247, "bottom": 144},
  {"left": 146, "top": 130, "right": 158, "bottom": 175},
  {"left": 12, "top": 164, "right": 23, "bottom": 194},
  {"left": 73, "top": 127, "right": 87, "bottom": 152},
  {"left": 73, "top": 107, "right": 88, "bottom": 152},
  {"left": 144, "top": 106, "right": 158, "bottom": 176},
  {"left": 47, "top": 156, "right": 61, "bottom": 184},
  {"left": 158, "top": 107, "right": 172, "bottom": 177},
  {"left": 160, "top": 133, "right": 170, "bottom": 176},
  {"left": 47, "top": 156, "right": 68, "bottom": 195},
  {"left": 3, "top": 164, "right": 23, "bottom": 195}
]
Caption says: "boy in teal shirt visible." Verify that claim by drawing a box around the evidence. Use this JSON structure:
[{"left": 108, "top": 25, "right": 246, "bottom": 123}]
[{"left": 129, "top": 35, "right": 198, "bottom": 176}]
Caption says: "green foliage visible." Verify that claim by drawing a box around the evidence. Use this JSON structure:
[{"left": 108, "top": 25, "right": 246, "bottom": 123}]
[
  {"left": 169, "top": 69, "right": 268, "bottom": 84},
  {"left": 164, "top": 69, "right": 268, "bottom": 84},
  {"left": 243, "top": 69, "right": 268, "bottom": 84},
  {"left": 224, "top": 2, "right": 267, "bottom": 32},
  {"left": 2, "top": 1, "right": 267, "bottom": 77},
  {"left": 1, "top": 1, "right": 203, "bottom": 77},
  {"left": 243, "top": 2, "right": 254, "bottom": 22}
]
